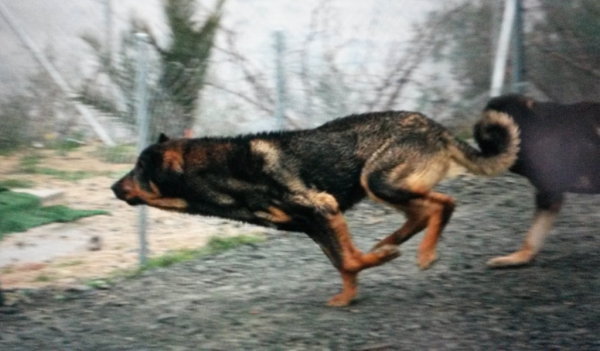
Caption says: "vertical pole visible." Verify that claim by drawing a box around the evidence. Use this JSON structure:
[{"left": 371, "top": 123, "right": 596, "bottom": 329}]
[
  {"left": 490, "top": 0, "right": 517, "bottom": 97},
  {"left": 105, "top": 0, "right": 112, "bottom": 65},
  {"left": 511, "top": 0, "right": 525, "bottom": 94},
  {"left": 491, "top": 0, "right": 502, "bottom": 65},
  {"left": 274, "top": 30, "right": 286, "bottom": 130},
  {"left": 135, "top": 33, "right": 150, "bottom": 266}
]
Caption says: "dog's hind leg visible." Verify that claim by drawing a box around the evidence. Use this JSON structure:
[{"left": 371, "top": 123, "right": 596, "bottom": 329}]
[
  {"left": 296, "top": 192, "right": 400, "bottom": 306},
  {"left": 415, "top": 192, "right": 455, "bottom": 269},
  {"left": 362, "top": 165, "right": 456, "bottom": 269},
  {"left": 487, "top": 192, "right": 563, "bottom": 268},
  {"left": 370, "top": 205, "right": 429, "bottom": 250}
]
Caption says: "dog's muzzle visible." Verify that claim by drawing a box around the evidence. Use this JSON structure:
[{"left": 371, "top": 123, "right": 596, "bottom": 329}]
[{"left": 111, "top": 176, "right": 143, "bottom": 206}]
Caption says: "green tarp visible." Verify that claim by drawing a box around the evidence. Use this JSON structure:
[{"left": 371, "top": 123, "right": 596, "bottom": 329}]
[{"left": 0, "top": 187, "right": 109, "bottom": 238}]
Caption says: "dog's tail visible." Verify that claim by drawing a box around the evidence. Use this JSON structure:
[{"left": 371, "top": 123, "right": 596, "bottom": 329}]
[{"left": 448, "top": 110, "right": 520, "bottom": 176}]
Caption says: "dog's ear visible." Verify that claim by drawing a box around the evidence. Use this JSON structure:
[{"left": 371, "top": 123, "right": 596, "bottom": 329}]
[{"left": 158, "top": 133, "right": 170, "bottom": 143}]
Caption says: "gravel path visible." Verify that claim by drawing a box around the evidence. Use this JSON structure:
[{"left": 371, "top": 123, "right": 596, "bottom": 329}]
[{"left": 1, "top": 174, "right": 599, "bottom": 350}]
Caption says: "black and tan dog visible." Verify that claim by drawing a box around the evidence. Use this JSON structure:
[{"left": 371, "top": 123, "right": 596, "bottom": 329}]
[
  {"left": 112, "top": 110, "right": 519, "bottom": 306},
  {"left": 476, "top": 94, "right": 600, "bottom": 268}
]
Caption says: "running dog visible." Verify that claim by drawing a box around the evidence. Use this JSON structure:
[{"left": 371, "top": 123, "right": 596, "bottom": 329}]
[
  {"left": 112, "top": 110, "right": 519, "bottom": 306},
  {"left": 476, "top": 94, "right": 600, "bottom": 267}
]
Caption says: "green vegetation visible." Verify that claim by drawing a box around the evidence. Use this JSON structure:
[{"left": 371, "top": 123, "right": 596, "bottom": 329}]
[
  {"left": 0, "top": 179, "right": 35, "bottom": 189},
  {"left": 48, "top": 138, "right": 84, "bottom": 156},
  {"left": 426, "top": 0, "right": 600, "bottom": 104},
  {"left": 94, "top": 144, "right": 138, "bottom": 164},
  {"left": 18, "top": 153, "right": 45, "bottom": 173},
  {"left": 86, "top": 234, "right": 266, "bottom": 288},
  {"left": 86, "top": 279, "right": 111, "bottom": 290},
  {"left": 80, "top": 0, "right": 226, "bottom": 139},
  {"left": 34, "top": 274, "right": 52, "bottom": 283},
  {"left": 0, "top": 95, "right": 31, "bottom": 153},
  {"left": 143, "top": 235, "right": 264, "bottom": 271},
  {"left": 56, "top": 260, "right": 84, "bottom": 268},
  {"left": 28, "top": 167, "right": 104, "bottom": 181},
  {"left": 0, "top": 189, "right": 109, "bottom": 240},
  {"left": 15, "top": 152, "right": 110, "bottom": 181}
]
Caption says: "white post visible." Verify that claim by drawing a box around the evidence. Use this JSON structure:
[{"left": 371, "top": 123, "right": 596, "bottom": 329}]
[
  {"left": 490, "top": 0, "right": 517, "bottom": 97},
  {"left": 105, "top": 0, "right": 113, "bottom": 65},
  {"left": 511, "top": 0, "right": 525, "bottom": 94},
  {"left": 274, "top": 30, "right": 286, "bottom": 130},
  {"left": 135, "top": 33, "right": 150, "bottom": 266}
]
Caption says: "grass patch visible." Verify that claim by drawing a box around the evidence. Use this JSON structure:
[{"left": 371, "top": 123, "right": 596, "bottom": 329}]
[
  {"left": 18, "top": 153, "right": 45, "bottom": 173},
  {"left": 0, "top": 179, "right": 35, "bottom": 189},
  {"left": 56, "top": 260, "right": 84, "bottom": 268},
  {"left": 0, "top": 148, "right": 17, "bottom": 156},
  {"left": 48, "top": 139, "right": 84, "bottom": 156},
  {"left": 144, "top": 235, "right": 265, "bottom": 270},
  {"left": 18, "top": 162, "right": 108, "bottom": 181},
  {"left": 33, "top": 167, "right": 103, "bottom": 181},
  {"left": 93, "top": 234, "right": 267, "bottom": 285},
  {"left": 86, "top": 279, "right": 111, "bottom": 289},
  {"left": 95, "top": 144, "right": 138, "bottom": 164},
  {"left": 15, "top": 150, "right": 108, "bottom": 181},
  {"left": 34, "top": 274, "right": 53, "bottom": 282}
]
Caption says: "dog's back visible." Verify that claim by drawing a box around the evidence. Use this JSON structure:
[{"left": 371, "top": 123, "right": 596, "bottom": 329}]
[{"left": 483, "top": 94, "right": 600, "bottom": 194}]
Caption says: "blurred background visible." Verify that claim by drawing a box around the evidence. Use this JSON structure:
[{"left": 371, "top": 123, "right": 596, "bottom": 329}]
[{"left": 1, "top": 0, "right": 598, "bottom": 150}]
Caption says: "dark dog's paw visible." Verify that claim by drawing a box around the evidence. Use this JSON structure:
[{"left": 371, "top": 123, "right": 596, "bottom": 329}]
[{"left": 486, "top": 251, "right": 534, "bottom": 269}]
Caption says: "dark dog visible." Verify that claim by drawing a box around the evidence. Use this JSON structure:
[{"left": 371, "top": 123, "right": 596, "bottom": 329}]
[
  {"left": 476, "top": 94, "right": 600, "bottom": 267},
  {"left": 112, "top": 110, "right": 519, "bottom": 306}
]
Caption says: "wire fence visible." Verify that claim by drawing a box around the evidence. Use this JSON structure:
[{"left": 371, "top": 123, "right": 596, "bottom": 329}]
[
  {"left": 1, "top": 0, "right": 599, "bottom": 273},
  {"left": 0, "top": 0, "right": 466, "bottom": 152}
]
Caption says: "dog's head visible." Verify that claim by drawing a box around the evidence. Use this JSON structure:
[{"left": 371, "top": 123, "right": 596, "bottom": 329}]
[
  {"left": 485, "top": 94, "right": 535, "bottom": 119},
  {"left": 111, "top": 134, "right": 187, "bottom": 211}
]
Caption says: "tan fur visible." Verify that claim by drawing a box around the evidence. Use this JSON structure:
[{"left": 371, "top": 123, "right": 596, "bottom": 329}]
[{"left": 449, "top": 111, "right": 520, "bottom": 176}]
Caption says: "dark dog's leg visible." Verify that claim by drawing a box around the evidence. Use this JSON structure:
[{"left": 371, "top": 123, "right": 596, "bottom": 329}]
[
  {"left": 298, "top": 192, "right": 400, "bottom": 306},
  {"left": 487, "top": 192, "right": 563, "bottom": 268},
  {"left": 363, "top": 168, "right": 456, "bottom": 269}
]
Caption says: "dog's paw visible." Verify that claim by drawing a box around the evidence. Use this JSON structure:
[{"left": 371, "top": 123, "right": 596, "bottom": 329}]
[
  {"left": 417, "top": 250, "right": 437, "bottom": 270},
  {"left": 486, "top": 251, "right": 534, "bottom": 268},
  {"left": 327, "top": 293, "right": 353, "bottom": 307},
  {"left": 372, "top": 244, "right": 401, "bottom": 262}
]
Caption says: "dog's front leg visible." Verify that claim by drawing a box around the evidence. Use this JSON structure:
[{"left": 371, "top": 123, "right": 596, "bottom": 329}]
[
  {"left": 487, "top": 192, "right": 563, "bottom": 268},
  {"left": 297, "top": 192, "right": 400, "bottom": 306}
]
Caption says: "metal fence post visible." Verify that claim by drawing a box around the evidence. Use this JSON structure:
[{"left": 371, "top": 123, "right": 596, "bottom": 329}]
[
  {"left": 274, "top": 30, "right": 286, "bottom": 130},
  {"left": 134, "top": 33, "right": 150, "bottom": 266},
  {"left": 510, "top": 0, "right": 525, "bottom": 94},
  {"left": 104, "top": 0, "right": 113, "bottom": 65},
  {"left": 490, "top": 0, "right": 517, "bottom": 97}
]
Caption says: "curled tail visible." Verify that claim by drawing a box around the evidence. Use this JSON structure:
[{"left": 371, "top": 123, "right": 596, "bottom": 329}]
[{"left": 448, "top": 110, "right": 520, "bottom": 176}]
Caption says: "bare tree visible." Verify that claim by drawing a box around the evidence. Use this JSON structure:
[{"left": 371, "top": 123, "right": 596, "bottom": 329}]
[
  {"left": 425, "top": 0, "right": 600, "bottom": 104},
  {"left": 79, "top": 0, "right": 225, "bottom": 139},
  {"left": 206, "top": 0, "right": 446, "bottom": 130}
]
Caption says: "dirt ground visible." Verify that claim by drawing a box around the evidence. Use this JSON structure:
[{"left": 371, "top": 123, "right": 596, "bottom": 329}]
[{"left": 0, "top": 147, "right": 599, "bottom": 350}]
